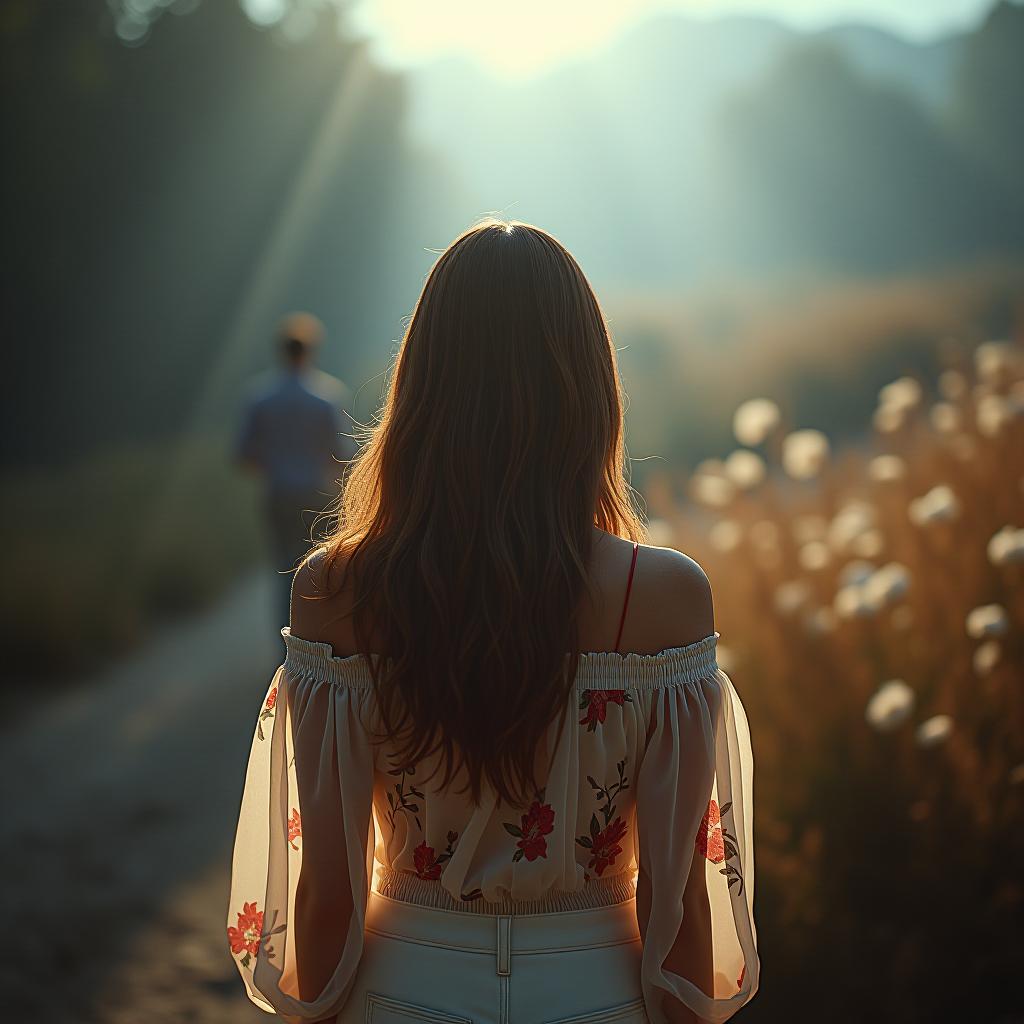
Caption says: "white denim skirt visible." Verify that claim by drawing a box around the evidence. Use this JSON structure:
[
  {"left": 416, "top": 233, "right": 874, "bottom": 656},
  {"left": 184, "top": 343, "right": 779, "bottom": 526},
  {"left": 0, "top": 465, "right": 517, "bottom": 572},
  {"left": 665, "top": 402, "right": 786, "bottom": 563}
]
[{"left": 335, "top": 888, "right": 650, "bottom": 1024}]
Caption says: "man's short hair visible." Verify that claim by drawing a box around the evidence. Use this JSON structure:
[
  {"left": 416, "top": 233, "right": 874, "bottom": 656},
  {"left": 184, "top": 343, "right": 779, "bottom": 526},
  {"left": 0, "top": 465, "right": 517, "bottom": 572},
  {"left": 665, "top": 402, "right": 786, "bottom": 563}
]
[{"left": 277, "top": 311, "right": 325, "bottom": 362}]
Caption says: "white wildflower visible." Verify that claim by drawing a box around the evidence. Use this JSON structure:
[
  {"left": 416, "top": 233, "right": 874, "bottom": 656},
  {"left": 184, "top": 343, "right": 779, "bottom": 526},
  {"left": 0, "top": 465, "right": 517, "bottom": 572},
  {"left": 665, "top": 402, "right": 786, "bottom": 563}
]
[
  {"left": 863, "top": 562, "right": 911, "bottom": 609},
  {"left": 774, "top": 580, "right": 812, "bottom": 616},
  {"left": 695, "top": 457, "right": 728, "bottom": 477},
  {"left": 834, "top": 584, "right": 871, "bottom": 619},
  {"left": 709, "top": 519, "right": 743, "bottom": 553},
  {"left": 828, "top": 501, "right": 877, "bottom": 553},
  {"left": 782, "top": 429, "right": 830, "bottom": 480},
  {"left": 865, "top": 680, "right": 915, "bottom": 731},
  {"left": 798, "top": 541, "right": 831, "bottom": 572},
  {"left": 724, "top": 449, "right": 767, "bottom": 490},
  {"left": 976, "top": 394, "right": 1013, "bottom": 438},
  {"left": 868, "top": 455, "right": 906, "bottom": 483},
  {"left": 974, "top": 341, "right": 1021, "bottom": 384},
  {"left": 852, "top": 529, "right": 885, "bottom": 558},
  {"left": 839, "top": 559, "right": 876, "bottom": 588},
  {"left": 915, "top": 714, "right": 953, "bottom": 748},
  {"left": 873, "top": 404, "right": 905, "bottom": 434},
  {"left": 988, "top": 526, "right": 1024, "bottom": 567},
  {"left": 972, "top": 640, "right": 1001, "bottom": 676},
  {"left": 908, "top": 485, "right": 960, "bottom": 525},
  {"left": 733, "top": 398, "right": 781, "bottom": 447},
  {"left": 878, "top": 377, "right": 923, "bottom": 415},
  {"left": 690, "top": 469, "right": 736, "bottom": 509},
  {"left": 929, "top": 402, "right": 961, "bottom": 434},
  {"left": 966, "top": 603, "right": 1009, "bottom": 639}
]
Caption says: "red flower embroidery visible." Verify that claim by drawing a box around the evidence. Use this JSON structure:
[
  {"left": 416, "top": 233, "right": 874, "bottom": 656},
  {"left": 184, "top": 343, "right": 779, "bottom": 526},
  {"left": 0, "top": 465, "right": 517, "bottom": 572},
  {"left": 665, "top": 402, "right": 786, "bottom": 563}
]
[
  {"left": 587, "top": 816, "right": 628, "bottom": 876},
  {"left": 413, "top": 840, "right": 443, "bottom": 880},
  {"left": 257, "top": 686, "right": 278, "bottom": 741},
  {"left": 696, "top": 798, "right": 745, "bottom": 895},
  {"left": 402, "top": 831, "right": 459, "bottom": 882},
  {"left": 696, "top": 799, "right": 725, "bottom": 863},
  {"left": 228, "top": 900, "right": 263, "bottom": 967},
  {"left": 287, "top": 808, "right": 301, "bottom": 850},
  {"left": 578, "top": 689, "right": 632, "bottom": 731},
  {"left": 737, "top": 962, "right": 746, "bottom": 988},
  {"left": 502, "top": 789, "right": 555, "bottom": 863}
]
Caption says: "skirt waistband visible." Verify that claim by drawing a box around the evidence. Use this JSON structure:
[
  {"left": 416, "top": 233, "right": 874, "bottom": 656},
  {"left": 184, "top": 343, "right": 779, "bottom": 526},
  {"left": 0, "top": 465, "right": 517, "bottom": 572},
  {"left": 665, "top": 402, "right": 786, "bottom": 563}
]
[
  {"left": 365, "top": 887, "right": 641, "bottom": 955},
  {"left": 373, "top": 863, "right": 638, "bottom": 916}
]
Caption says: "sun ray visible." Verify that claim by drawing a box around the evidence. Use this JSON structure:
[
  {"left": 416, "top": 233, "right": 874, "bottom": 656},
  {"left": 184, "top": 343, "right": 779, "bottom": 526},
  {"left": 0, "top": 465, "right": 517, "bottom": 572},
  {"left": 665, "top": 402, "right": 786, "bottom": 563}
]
[{"left": 122, "top": 44, "right": 377, "bottom": 590}]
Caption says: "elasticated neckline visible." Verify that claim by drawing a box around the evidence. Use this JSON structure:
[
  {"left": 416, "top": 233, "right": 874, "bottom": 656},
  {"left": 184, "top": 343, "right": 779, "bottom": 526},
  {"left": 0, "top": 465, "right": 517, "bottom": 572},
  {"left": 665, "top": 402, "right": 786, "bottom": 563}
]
[{"left": 280, "top": 627, "right": 720, "bottom": 690}]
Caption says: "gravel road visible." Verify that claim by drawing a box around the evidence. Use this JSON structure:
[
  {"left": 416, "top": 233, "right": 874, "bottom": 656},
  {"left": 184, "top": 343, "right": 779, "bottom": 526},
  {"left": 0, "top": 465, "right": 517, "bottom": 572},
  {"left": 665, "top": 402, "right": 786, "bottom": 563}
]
[{"left": 2, "top": 568, "right": 283, "bottom": 1023}]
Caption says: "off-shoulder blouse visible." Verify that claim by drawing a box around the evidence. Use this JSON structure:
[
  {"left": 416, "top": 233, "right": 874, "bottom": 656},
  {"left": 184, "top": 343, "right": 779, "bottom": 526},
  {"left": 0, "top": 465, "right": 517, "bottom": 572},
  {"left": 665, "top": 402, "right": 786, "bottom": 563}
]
[{"left": 227, "top": 626, "right": 758, "bottom": 1024}]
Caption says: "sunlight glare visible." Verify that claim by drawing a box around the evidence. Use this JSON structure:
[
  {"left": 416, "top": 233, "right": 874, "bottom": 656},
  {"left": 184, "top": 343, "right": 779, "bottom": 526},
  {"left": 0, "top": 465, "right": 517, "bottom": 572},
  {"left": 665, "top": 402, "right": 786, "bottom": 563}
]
[
  {"left": 349, "top": 0, "right": 656, "bottom": 78},
  {"left": 348, "top": 0, "right": 991, "bottom": 77}
]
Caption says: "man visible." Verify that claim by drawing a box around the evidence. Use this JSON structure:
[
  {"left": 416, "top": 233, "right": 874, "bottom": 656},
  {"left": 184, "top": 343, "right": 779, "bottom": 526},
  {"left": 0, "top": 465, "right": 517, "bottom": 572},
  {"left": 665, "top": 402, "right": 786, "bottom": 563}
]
[{"left": 235, "top": 312, "right": 357, "bottom": 630}]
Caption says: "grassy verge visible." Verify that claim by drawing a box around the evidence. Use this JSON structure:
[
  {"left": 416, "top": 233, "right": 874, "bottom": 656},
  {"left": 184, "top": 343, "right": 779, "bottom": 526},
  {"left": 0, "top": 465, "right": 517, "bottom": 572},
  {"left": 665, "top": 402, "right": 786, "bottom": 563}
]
[{"left": 1, "top": 433, "right": 266, "bottom": 681}]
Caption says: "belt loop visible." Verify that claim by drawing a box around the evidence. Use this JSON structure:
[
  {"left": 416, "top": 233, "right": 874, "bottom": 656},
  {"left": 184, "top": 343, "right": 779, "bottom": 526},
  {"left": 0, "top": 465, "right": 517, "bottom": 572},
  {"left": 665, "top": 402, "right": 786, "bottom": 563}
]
[{"left": 496, "top": 914, "right": 511, "bottom": 976}]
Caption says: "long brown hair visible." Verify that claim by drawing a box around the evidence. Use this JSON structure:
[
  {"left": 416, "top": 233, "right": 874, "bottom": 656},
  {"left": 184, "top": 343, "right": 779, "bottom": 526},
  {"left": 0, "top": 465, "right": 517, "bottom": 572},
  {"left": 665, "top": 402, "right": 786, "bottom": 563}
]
[{"left": 304, "top": 217, "right": 646, "bottom": 808}]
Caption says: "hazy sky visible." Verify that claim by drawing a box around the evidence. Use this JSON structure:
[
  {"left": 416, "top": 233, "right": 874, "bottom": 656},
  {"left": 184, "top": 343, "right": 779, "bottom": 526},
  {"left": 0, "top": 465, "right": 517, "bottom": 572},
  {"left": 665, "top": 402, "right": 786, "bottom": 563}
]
[{"left": 341, "top": 0, "right": 1001, "bottom": 76}]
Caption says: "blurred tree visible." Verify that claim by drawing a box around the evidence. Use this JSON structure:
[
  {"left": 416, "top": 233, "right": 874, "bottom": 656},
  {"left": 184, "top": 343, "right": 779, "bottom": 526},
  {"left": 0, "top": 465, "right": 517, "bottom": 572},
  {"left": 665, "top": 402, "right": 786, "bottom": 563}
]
[
  {"left": 712, "top": 39, "right": 1019, "bottom": 275},
  {"left": 949, "top": 0, "right": 1024, "bottom": 199},
  {"left": 0, "top": 0, "right": 454, "bottom": 470}
]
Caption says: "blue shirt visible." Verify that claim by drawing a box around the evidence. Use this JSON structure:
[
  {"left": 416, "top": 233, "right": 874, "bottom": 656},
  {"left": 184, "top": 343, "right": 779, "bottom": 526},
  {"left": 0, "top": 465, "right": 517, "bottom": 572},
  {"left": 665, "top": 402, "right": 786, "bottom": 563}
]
[{"left": 235, "top": 366, "right": 356, "bottom": 494}]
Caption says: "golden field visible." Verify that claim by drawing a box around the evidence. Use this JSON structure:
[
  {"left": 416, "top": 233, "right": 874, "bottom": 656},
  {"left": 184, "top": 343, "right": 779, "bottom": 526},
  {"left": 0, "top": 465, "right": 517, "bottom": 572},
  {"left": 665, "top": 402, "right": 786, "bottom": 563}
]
[{"left": 642, "top": 338, "right": 1024, "bottom": 1020}]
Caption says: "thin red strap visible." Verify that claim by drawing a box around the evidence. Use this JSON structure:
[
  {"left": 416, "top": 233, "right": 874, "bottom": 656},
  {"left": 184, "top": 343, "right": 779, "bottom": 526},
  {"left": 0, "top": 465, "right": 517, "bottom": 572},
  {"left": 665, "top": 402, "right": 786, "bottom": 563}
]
[{"left": 614, "top": 541, "right": 639, "bottom": 653}]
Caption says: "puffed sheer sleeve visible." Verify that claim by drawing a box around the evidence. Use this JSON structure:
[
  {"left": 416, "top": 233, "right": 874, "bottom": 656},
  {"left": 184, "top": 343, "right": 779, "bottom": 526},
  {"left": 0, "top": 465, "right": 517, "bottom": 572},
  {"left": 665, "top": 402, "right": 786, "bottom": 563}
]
[
  {"left": 633, "top": 637, "right": 758, "bottom": 1023},
  {"left": 226, "top": 642, "right": 377, "bottom": 1022}
]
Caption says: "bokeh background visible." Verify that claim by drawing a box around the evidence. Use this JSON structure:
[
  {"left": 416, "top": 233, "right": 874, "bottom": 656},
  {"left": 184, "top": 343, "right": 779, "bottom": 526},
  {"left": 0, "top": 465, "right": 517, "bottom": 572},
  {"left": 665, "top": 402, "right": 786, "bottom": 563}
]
[{"left": 2, "top": 0, "right": 1023, "bottom": 1020}]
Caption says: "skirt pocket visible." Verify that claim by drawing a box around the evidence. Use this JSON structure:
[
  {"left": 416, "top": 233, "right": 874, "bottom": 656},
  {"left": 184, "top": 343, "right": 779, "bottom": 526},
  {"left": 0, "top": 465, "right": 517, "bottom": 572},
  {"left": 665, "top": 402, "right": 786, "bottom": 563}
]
[
  {"left": 541, "top": 996, "right": 649, "bottom": 1024},
  {"left": 366, "top": 990, "right": 474, "bottom": 1024}
]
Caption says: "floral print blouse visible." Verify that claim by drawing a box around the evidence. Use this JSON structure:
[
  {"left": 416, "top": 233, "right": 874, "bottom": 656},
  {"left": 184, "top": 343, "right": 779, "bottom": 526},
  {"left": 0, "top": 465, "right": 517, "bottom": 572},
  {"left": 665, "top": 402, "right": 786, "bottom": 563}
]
[{"left": 227, "top": 627, "right": 758, "bottom": 1024}]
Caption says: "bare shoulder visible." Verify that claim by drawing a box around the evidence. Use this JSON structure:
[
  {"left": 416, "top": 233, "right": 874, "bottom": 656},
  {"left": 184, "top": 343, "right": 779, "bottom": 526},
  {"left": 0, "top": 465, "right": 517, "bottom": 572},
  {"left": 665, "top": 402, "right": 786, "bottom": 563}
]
[
  {"left": 629, "top": 544, "right": 716, "bottom": 653},
  {"left": 288, "top": 546, "right": 356, "bottom": 652}
]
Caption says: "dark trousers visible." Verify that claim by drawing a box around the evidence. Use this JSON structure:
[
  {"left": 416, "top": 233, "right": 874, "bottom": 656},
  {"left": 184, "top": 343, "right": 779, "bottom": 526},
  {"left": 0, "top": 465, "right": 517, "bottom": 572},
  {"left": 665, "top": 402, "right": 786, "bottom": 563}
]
[{"left": 263, "top": 486, "right": 335, "bottom": 631}]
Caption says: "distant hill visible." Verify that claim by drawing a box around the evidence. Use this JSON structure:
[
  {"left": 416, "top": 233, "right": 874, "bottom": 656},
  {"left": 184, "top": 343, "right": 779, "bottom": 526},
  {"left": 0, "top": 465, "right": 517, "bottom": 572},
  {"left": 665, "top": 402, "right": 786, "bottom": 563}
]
[
  {"left": 407, "top": 12, "right": 963, "bottom": 139},
  {"left": 818, "top": 21, "right": 962, "bottom": 109},
  {"left": 403, "top": 4, "right": 1019, "bottom": 287}
]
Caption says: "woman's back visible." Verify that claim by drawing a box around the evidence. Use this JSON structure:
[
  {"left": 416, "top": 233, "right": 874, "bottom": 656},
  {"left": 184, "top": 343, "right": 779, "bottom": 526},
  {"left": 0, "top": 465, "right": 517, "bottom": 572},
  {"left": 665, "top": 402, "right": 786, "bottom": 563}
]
[{"left": 228, "top": 530, "right": 756, "bottom": 1022}]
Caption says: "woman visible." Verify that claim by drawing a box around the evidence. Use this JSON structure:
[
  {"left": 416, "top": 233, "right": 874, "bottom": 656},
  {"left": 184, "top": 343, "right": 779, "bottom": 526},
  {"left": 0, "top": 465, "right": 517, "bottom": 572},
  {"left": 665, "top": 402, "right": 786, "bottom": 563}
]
[{"left": 226, "top": 219, "right": 759, "bottom": 1024}]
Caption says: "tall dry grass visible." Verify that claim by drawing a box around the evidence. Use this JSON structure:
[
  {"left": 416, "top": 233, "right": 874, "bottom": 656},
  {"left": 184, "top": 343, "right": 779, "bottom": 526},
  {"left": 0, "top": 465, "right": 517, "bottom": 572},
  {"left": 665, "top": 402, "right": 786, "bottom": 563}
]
[{"left": 642, "top": 338, "right": 1024, "bottom": 1020}]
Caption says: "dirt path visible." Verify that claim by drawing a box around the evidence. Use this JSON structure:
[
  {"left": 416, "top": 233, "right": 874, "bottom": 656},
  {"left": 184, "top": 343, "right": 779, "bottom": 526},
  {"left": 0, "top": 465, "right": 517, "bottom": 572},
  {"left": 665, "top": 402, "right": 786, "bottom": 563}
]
[{"left": 2, "top": 567, "right": 283, "bottom": 1022}]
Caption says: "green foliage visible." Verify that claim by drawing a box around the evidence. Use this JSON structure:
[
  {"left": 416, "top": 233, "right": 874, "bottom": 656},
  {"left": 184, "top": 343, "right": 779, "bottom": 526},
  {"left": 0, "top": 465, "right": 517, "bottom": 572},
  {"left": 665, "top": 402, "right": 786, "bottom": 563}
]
[
  {"left": 0, "top": 434, "right": 263, "bottom": 679},
  {"left": 949, "top": 0, "right": 1024, "bottom": 195},
  {"left": 0, "top": 0, "right": 436, "bottom": 470},
  {"left": 714, "top": 36, "right": 1017, "bottom": 273}
]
